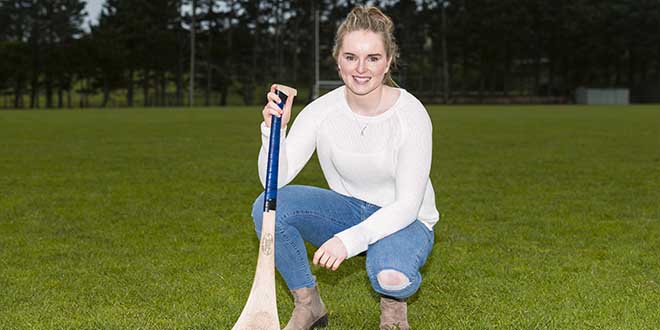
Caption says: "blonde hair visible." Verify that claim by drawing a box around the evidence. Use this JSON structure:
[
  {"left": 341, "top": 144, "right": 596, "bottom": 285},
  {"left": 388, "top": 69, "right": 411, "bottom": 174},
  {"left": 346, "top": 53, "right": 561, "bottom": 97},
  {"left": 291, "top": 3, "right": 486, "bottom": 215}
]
[{"left": 332, "top": 6, "right": 399, "bottom": 87}]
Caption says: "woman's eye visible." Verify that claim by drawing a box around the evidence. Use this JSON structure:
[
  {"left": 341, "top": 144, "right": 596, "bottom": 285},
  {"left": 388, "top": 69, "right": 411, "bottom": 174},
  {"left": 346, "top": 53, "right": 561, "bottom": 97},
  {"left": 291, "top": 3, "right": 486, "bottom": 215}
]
[
  {"left": 368, "top": 56, "right": 380, "bottom": 62},
  {"left": 345, "top": 55, "right": 355, "bottom": 61}
]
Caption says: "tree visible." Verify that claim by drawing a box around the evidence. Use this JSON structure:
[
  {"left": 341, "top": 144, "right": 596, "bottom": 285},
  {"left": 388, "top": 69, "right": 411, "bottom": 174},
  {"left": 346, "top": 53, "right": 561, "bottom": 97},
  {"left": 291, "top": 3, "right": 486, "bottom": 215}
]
[
  {"left": 2, "top": 0, "right": 660, "bottom": 108},
  {"left": 42, "top": 0, "right": 86, "bottom": 108}
]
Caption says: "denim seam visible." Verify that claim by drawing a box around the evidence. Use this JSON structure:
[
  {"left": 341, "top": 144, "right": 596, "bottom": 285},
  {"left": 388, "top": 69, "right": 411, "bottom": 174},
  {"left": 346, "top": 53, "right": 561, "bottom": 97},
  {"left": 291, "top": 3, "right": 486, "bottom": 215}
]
[
  {"left": 415, "top": 225, "right": 434, "bottom": 265},
  {"left": 415, "top": 244, "right": 432, "bottom": 267},
  {"left": 415, "top": 238, "right": 427, "bottom": 266},
  {"left": 276, "top": 216, "right": 314, "bottom": 288}
]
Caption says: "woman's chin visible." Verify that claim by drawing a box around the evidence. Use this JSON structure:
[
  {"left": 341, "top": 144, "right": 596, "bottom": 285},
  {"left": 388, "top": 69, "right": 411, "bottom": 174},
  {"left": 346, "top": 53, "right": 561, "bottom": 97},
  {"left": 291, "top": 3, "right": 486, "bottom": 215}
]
[{"left": 345, "top": 82, "right": 380, "bottom": 96}]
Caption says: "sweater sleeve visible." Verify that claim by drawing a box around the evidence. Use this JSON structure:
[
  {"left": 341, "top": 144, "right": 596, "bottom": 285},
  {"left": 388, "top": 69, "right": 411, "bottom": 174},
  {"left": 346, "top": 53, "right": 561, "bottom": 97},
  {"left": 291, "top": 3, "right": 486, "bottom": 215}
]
[
  {"left": 258, "top": 106, "right": 318, "bottom": 188},
  {"left": 335, "top": 104, "right": 433, "bottom": 258}
]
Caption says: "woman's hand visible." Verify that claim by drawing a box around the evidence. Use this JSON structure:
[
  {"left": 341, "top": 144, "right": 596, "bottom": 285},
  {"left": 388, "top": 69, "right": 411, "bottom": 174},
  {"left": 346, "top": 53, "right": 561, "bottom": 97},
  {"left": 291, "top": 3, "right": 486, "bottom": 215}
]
[
  {"left": 262, "top": 84, "right": 294, "bottom": 128},
  {"left": 313, "top": 237, "right": 348, "bottom": 271}
]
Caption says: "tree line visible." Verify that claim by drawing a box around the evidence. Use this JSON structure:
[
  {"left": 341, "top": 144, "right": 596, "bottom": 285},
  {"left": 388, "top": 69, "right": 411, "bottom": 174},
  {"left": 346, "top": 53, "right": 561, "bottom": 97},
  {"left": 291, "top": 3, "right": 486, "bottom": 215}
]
[{"left": 1, "top": 0, "right": 659, "bottom": 109}]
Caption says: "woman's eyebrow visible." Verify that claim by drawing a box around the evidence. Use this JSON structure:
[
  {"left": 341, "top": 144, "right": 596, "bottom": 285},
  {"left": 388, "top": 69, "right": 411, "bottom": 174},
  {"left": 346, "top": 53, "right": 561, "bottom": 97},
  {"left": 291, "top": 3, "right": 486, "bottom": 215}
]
[{"left": 342, "top": 52, "right": 383, "bottom": 57}]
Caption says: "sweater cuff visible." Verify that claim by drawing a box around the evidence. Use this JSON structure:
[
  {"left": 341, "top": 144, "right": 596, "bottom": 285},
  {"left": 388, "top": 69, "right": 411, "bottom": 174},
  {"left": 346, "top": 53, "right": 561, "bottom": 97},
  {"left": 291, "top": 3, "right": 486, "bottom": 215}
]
[
  {"left": 335, "top": 227, "right": 369, "bottom": 259},
  {"left": 260, "top": 121, "right": 271, "bottom": 137}
]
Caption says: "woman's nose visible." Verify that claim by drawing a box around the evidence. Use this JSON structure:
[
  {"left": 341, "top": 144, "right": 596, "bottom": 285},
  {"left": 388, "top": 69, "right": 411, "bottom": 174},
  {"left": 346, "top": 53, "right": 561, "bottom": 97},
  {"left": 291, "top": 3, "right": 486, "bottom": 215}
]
[{"left": 356, "top": 60, "right": 367, "bottom": 73}]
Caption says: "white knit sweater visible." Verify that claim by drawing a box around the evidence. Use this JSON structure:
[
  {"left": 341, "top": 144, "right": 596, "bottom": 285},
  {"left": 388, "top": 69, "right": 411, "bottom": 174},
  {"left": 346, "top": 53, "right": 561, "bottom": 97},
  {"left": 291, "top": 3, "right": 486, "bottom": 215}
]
[{"left": 258, "top": 86, "right": 439, "bottom": 258}]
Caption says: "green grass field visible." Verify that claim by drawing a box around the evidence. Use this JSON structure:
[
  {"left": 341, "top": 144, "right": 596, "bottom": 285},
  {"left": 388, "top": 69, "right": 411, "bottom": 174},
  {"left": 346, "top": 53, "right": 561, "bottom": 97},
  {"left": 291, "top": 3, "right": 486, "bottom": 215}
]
[{"left": 1, "top": 105, "right": 659, "bottom": 329}]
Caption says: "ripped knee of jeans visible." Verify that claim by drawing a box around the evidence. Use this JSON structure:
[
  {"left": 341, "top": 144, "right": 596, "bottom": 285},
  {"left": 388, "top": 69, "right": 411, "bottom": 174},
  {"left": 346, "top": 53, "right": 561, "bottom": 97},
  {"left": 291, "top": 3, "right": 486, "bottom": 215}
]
[{"left": 377, "top": 269, "right": 411, "bottom": 291}]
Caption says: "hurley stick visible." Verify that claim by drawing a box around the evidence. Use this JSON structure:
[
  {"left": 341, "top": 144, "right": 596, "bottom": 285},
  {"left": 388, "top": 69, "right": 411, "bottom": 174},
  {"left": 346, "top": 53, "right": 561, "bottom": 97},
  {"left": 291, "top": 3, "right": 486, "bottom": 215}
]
[{"left": 232, "top": 84, "right": 297, "bottom": 330}]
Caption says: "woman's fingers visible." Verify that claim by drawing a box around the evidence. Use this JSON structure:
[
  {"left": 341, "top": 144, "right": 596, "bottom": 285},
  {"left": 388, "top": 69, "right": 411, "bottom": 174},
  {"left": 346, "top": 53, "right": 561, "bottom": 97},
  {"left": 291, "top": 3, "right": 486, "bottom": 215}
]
[
  {"left": 314, "top": 249, "right": 330, "bottom": 267},
  {"left": 329, "top": 257, "right": 344, "bottom": 271},
  {"left": 312, "top": 249, "right": 343, "bottom": 270},
  {"left": 262, "top": 100, "right": 284, "bottom": 127},
  {"left": 267, "top": 91, "right": 281, "bottom": 105},
  {"left": 313, "top": 248, "right": 332, "bottom": 266},
  {"left": 263, "top": 108, "right": 280, "bottom": 118},
  {"left": 270, "top": 83, "right": 279, "bottom": 95},
  {"left": 313, "top": 237, "right": 347, "bottom": 271},
  {"left": 263, "top": 87, "right": 292, "bottom": 128},
  {"left": 265, "top": 101, "right": 283, "bottom": 116},
  {"left": 312, "top": 249, "right": 323, "bottom": 265},
  {"left": 319, "top": 253, "right": 332, "bottom": 268}
]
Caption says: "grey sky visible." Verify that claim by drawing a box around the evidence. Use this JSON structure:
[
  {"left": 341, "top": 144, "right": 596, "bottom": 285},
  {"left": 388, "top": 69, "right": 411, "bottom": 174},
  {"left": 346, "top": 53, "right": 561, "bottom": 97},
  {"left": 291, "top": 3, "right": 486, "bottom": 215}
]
[{"left": 84, "top": 0, "right": 105, "bottom": 26}]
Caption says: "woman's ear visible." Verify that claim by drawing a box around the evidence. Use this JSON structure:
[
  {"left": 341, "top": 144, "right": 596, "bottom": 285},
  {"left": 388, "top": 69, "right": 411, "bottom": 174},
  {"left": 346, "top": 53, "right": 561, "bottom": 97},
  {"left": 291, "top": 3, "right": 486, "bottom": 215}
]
[{"left": 385, "top": 57, "right": 392, "bottom": 74}]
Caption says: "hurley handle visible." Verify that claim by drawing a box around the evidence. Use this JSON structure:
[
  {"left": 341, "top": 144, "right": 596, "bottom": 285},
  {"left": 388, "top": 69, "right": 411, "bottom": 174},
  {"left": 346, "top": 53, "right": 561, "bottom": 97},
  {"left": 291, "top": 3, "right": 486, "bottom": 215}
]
[{"left": 264, "top": 86, "right": 296, "bottom": 212}]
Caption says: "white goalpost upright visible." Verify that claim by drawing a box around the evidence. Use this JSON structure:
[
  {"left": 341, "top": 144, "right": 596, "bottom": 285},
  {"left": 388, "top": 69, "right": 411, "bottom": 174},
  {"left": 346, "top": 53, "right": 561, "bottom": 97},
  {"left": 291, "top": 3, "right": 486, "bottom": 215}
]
[{"left": 314, "top": 8, "right": 319, "bottom": 99}]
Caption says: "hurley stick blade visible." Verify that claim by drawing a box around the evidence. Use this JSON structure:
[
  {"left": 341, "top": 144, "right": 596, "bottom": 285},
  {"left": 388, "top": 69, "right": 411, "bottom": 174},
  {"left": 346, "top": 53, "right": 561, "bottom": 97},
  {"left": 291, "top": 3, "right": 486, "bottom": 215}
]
[
  {"left": 232, "top": 84, "right": 296, "bottom": 330},
  {"left": 232, "top": 211, "right": 279, "bottom": 330}
]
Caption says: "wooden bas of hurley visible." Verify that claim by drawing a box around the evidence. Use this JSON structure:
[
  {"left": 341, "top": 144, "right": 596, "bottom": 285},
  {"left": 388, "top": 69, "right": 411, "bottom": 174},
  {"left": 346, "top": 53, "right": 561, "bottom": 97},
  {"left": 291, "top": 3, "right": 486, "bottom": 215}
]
[{"left": 232, "top": 84, "right": 297, "bottom": 330}]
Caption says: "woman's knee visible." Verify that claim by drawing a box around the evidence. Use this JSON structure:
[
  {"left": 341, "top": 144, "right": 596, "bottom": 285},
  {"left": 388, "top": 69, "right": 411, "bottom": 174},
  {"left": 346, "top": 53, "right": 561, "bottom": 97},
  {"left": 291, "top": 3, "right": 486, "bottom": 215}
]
[
  {"left": 377, "top": 269, "right": 411, "bottom": 291},
  {"left": 369, "top": 268, "right": 420, "bottom": 299}
]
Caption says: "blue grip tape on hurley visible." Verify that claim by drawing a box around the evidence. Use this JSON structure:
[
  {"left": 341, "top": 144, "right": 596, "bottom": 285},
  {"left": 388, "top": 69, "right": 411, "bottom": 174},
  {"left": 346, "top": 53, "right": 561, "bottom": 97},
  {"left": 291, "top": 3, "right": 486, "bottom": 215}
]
[{"left": 263, "top": 90, "right": 288, "bottom": 211}]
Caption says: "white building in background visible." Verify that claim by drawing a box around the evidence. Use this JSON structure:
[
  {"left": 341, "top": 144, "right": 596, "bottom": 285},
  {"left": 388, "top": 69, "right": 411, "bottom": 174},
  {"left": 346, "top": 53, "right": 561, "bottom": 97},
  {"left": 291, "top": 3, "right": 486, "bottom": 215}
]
[{"left": 575, "top": 88, "right": 630, "bottom": 105}]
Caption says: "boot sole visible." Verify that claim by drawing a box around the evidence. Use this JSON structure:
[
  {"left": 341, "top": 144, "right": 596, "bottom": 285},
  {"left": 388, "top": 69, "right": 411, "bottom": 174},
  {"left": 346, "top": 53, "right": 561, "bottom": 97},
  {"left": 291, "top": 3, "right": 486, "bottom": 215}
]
[{"left": 310, "top": 314, "right": 328, "bottom": 329}]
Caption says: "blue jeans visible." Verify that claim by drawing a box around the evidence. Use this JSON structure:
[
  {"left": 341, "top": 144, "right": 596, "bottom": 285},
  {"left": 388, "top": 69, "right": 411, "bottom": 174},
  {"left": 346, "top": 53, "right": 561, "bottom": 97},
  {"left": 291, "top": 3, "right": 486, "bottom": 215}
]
[{"left": 251, "top": 185, "right": 435, "bottom": 299}]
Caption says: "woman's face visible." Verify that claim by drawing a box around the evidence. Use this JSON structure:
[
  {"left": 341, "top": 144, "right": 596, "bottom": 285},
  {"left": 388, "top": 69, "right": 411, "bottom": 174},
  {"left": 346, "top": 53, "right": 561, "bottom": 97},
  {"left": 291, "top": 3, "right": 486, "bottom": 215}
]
[{"left": 337, "top": 30, "right": 391, "bottom": 97}]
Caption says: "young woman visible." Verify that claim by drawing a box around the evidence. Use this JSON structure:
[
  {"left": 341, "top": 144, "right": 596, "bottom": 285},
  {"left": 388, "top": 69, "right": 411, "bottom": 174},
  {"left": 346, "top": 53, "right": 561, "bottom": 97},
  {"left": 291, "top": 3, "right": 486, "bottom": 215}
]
[{"left": 253, "top": 6, "right": 439, "bottom": 330}]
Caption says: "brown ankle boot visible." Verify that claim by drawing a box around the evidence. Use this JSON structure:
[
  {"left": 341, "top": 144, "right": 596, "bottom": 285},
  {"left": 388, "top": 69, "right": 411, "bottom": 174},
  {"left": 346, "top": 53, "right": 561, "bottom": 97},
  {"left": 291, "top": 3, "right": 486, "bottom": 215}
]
[
  {"left": 380, "top": 296, "right": 410, "bottom": 330},
  {"left": 283, "top": 285, "right": 328, "bottom": 330}
]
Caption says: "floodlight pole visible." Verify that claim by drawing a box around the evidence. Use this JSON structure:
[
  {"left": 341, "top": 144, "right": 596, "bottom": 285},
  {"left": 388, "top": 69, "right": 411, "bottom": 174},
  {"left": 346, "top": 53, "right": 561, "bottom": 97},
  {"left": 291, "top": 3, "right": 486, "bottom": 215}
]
[
  {"left": 190, "top": 0, "right": 197, "bottom": 107},
  {"left": 313, "top": 8, "right": 320, "bottom": 100},
  {"left": 441, "top": 0, "right": 450, "bottom": 104}
]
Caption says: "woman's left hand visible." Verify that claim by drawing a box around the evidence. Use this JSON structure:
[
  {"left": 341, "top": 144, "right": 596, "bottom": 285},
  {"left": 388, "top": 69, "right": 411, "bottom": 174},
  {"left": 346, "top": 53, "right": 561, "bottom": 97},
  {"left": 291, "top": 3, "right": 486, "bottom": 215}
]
[{"left": 313, "top": 237, "right": 348, "bottom": 271}]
